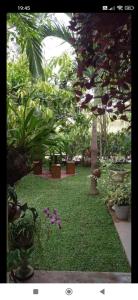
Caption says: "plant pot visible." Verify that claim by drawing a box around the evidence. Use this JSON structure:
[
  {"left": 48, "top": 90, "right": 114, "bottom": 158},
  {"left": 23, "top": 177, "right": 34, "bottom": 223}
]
[
  {"left": 33, "top": 160, "right": 42, "bottom": 175},
  {"left": 15, "top": 264, "right": 34, "bottom": 281},
  {"left": 66, "top": 161, "right": 75, "bottom": 175},
  {"left": 110, "top": 170, "right": 129, "bottom": 183},
  {"left": 51, "top": 164, "right": 61, "bottom": 178},
  {"left": 114, "top": 204, "right": 130, "bottom": 220},
  {"left": 14, "top": 243, "right": 34, "bottom": 281}
]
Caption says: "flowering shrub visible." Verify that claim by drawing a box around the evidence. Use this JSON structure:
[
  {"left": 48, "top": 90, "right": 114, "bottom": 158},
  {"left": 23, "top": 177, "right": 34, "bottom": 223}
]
[{"left": 43, "top": 208, "right": 62, "bottom": 239}]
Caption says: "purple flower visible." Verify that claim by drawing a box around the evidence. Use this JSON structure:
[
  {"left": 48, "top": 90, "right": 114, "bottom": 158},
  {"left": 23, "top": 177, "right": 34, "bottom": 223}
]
[
  {"left": 53, "top": 208, "right": 58, "bottom": 215},
  {"left": 56, "top": 218, "right": 62, "bottom": 229},
  {"left": 50, "top": 215, "right": 56, "bottom": 224},
  {"left": 43, "top": 207, "right": 62, "bottom": 230},
  {"left": 43, "top": 207, "right": 50, "bottom": 217}
]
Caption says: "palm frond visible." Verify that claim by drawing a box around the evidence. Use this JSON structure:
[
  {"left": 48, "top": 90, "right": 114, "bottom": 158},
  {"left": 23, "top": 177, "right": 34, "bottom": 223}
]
[
  {"left": 26, "top": 36, "right": 45, "bottom": 80},
  {"left": 8, "top": 13, "right": 74, "bottom": 79},
  {"left": 8, "top": 13, "right": 45, "bottom": 80},
  {"left": 40, "top": 20, "right": 74, "bottom": 45}
]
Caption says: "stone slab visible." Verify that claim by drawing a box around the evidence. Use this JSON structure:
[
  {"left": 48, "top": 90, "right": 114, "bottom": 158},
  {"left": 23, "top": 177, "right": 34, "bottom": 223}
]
[{"left": 8, "top": 271, "right": 131, "bottom": 283}]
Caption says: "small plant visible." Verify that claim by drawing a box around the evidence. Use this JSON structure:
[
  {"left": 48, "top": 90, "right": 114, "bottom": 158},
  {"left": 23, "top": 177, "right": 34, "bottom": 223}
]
[
  {"left": 109, "top": 163, "right": 125, "bottom": 171},
  {"left": 9, "top": 212, "right": 37, "bottom": 250},
  {"left": 43, "top": 207, "right": 62, "bottom": 239},
  {"left": 8, "top": 185, "right": 38, "bottom": 223},
  {"left": 7, "top": 249, "right": 21, "bottom": 271},
  {"left": 109, "top": 180, "right": 131, "bottom": 206},
  {"left": 104, "top": 183, "right": 117, "bottom": 205},
  {"left": 99, "top": 159, "right": 112, "bottom": 170}
]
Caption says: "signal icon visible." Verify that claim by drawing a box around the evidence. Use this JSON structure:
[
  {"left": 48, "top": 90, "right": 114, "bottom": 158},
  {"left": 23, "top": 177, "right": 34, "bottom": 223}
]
[{"left": 109, "top": 6, "right": 115, "bottom": 10}]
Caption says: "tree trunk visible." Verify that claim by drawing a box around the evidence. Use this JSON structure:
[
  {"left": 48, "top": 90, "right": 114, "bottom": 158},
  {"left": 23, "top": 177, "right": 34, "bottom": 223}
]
[
  {"left": 102, "top": 114, "right": 107, "bottom": 159},
  {"left": 99, "top": 116, "right": 103, "bottom": 160},
  {"left": 82, "top": 150, "right": 85, "bottom": 166},
  {"left": 90, "top": 117, "right": 99, "bottom": 195}
]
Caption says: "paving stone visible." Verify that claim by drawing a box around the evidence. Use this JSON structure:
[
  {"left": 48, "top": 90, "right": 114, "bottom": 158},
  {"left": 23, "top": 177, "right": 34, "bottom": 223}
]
[
  {"left": 8, "top": 271, "right": 131, "bottom": 283},
  {"left": 108, "top": 206, "right": 131, "bottom": 266}
]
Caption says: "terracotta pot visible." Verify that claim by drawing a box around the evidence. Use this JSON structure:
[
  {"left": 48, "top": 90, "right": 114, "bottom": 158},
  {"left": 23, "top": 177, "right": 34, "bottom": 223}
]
[
  {"left": 51, "top": 164, "right": 61, "bottom": 178},
  {"left": 66, "top": 161, "right": 75, "bottom": 174},
  {"left": 93, "top": 168, "right": 101, "bottom": 178},
  {"left": 33, "top": 160, "right": 42, "bottom": 175}
]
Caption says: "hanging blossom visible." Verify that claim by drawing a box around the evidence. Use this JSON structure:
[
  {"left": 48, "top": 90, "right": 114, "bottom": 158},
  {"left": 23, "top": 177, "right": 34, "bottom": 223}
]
[{"left": 43, "top": 207, "right": 62, "bottom": 229}]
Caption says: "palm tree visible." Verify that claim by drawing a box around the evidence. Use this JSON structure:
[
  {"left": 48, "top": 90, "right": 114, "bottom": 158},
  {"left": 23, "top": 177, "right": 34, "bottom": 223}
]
[{"left": 7, "top": 13, "right": 73, "bottom": 79}]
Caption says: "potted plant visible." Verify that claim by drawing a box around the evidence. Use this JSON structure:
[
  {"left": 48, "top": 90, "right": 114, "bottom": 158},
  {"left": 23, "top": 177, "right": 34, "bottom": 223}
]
[
  {"left": 8, "top": 186, "right": 38, "bottom": 281},
  {"left": 50, "top": 154, "right": 61, "bottom": 178},
  {"left": 9, "top": 208, "right": 38, "bottom": 281},
  {"left": 9, "top": 213, "right": 36, "bottom": 250},
  {"left": 109, "top": 163, "right": 130, "bottom": 183},
  {"left": 110, "top": 180, "right": 131, "bottom": 220},
  {"left": 9, "top": 215, "right": 35, "bottom": 280},
  {"left": 66, "top": 160, "right": 75, "bottom": 175}
]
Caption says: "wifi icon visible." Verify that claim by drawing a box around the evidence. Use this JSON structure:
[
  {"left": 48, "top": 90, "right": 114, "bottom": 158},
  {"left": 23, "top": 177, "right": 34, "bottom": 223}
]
[{"left": 117, "top": 5, "right": 124, "bottom": 10}]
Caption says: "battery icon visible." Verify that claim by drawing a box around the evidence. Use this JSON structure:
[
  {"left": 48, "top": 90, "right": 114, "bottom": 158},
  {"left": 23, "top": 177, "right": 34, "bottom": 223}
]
[{"left": 125, "top": 5, "right": 134, "bottom": 10}]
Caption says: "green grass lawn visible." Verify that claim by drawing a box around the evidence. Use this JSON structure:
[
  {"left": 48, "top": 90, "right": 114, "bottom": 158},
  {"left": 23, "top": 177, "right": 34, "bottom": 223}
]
[{"left": 16, "top": 166, "right": 130, "bottom": 272}]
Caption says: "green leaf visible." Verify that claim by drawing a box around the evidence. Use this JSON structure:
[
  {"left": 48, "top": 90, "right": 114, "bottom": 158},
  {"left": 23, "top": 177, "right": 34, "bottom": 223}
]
[
  {"left": 21, "top": 203, "right": 28, "bottom": 211},
  {"left": 40, "top": 20, "right": 73, "bottom": 45},
  {"left": 24, "top": 107, "right": 36, "bottom": 129},
  {"left": 26, "top": 37, "right": 45, "bottom": 80}
]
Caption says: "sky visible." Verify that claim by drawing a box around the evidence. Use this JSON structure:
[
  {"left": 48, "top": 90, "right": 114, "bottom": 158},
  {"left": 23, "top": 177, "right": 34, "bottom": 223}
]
[{"left": 42, "top": 13, "right": 75, "bottom": 63}]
